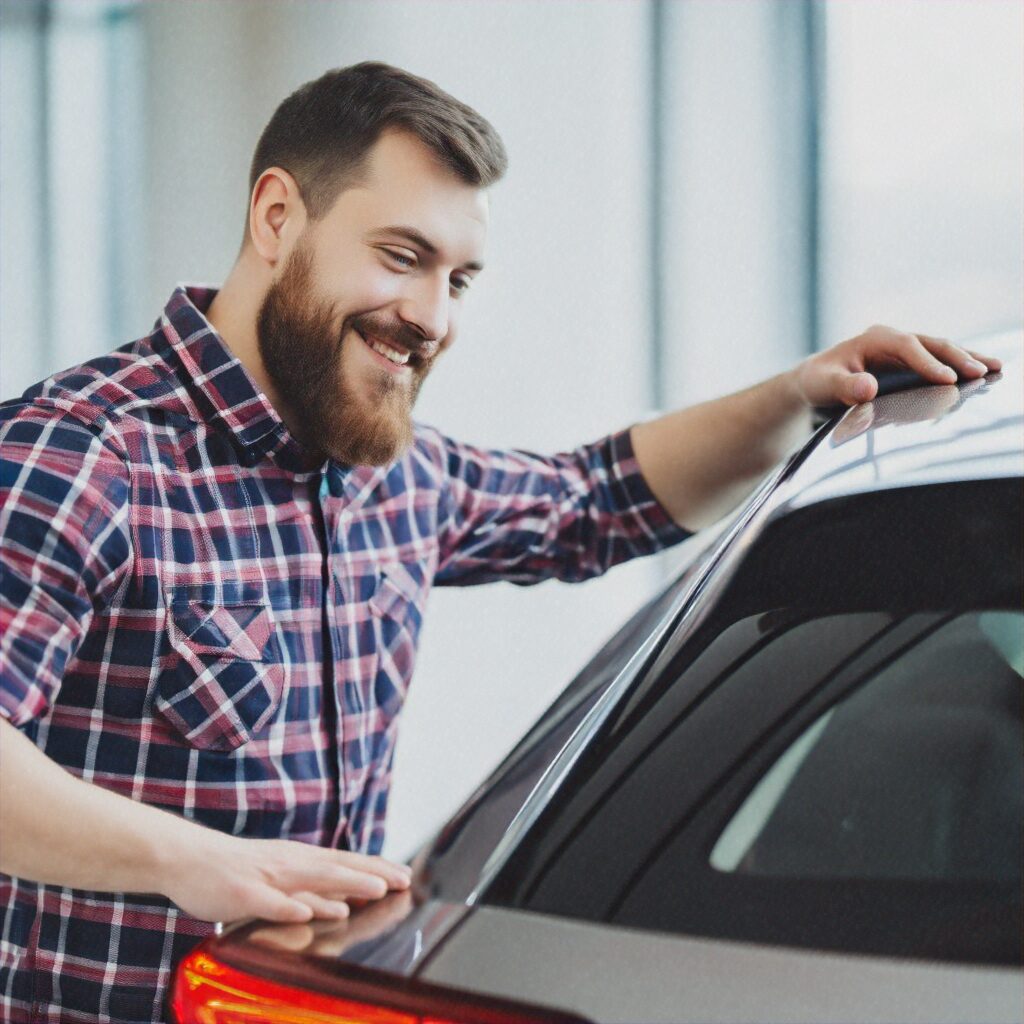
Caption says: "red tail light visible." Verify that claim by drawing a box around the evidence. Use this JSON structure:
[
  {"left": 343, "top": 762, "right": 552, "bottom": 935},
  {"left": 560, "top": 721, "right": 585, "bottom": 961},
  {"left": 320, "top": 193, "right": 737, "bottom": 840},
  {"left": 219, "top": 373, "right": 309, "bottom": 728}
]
[{"left": 171, "top": 946, "right": 583, "bottom": 1024}]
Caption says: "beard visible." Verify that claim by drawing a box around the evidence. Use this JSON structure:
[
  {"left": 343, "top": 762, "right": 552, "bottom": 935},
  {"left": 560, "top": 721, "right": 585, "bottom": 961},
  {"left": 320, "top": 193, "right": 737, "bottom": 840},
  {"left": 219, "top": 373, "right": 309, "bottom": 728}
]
[{"left": 255, "top": 240, "right": 434, "bottom": 467}]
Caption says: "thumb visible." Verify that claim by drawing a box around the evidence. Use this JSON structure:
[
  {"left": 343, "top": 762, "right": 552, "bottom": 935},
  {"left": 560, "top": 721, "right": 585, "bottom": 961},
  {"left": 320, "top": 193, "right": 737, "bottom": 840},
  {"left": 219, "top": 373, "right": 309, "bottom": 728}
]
[{"left": 840, "top": 370, "right": 877, "bottom": 406}]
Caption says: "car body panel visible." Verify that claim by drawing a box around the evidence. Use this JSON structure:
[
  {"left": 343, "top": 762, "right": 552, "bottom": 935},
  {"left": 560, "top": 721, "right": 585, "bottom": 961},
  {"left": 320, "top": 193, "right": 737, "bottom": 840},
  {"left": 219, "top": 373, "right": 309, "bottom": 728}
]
[{"left": 421, "top": 905, "right": 1023, "bottom": 1024}]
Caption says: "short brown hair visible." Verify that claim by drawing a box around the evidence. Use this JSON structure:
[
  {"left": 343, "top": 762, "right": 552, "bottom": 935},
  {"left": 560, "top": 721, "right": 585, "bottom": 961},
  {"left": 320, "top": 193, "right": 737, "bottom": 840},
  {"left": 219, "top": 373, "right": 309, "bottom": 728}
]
[{"left": 248, "top": 62, "right": 507, "bottom": 222}]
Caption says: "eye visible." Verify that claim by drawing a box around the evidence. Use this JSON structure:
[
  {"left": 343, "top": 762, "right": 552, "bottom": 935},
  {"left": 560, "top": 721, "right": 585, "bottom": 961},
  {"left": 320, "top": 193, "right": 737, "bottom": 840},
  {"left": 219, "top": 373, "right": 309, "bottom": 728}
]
[
  {"left": 450, "top": 275, "right": 472, "bottom": 295},
  {"left": 383, "top": 248, "right": 417, "bottom": 269}
]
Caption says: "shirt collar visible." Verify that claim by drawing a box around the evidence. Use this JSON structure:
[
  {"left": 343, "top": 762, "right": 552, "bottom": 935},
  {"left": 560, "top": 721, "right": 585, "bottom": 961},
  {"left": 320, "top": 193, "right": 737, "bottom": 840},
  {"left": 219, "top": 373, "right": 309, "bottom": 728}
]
[{"left": 158, "top": 284, "right": 313, "bottom": 470}]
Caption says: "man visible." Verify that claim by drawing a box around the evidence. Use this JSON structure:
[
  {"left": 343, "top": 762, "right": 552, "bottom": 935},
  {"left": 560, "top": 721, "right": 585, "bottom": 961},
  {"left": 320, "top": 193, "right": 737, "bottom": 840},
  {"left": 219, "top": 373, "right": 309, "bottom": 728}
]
[{"left": 0, "top": 62, "right": 999, "bottom": 1023}]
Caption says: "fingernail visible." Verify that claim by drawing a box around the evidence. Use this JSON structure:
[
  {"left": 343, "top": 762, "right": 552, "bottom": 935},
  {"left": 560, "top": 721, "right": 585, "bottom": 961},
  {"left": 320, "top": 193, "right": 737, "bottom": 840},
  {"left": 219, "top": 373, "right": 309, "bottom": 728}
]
[{"left": 967, "top": 359, "right": 987, "bottom": 373}]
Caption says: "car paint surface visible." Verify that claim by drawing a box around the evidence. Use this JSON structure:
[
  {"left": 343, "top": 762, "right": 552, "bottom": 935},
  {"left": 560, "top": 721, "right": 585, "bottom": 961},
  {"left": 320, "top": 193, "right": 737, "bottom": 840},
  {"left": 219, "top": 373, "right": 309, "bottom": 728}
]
[{"left": 420, "top": 905, "right": 1023, "bottom": 1024}]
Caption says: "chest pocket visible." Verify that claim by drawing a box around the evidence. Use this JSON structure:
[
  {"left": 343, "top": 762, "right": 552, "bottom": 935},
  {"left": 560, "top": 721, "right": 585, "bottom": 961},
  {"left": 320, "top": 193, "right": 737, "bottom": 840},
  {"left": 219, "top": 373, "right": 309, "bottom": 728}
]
[
  {"left": 156, "top": 586, "right": 285, "bottom": 752},
  {"left": 368, "top": 562, "right": 428, "bottom": 717}
]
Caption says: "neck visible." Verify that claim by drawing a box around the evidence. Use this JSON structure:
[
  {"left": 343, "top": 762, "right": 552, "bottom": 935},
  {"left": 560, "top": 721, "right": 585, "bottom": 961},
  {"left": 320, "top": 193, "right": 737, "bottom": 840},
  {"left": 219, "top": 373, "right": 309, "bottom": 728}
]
[{"left": 207, "top": 253, "right": 292, "bottom": 425}]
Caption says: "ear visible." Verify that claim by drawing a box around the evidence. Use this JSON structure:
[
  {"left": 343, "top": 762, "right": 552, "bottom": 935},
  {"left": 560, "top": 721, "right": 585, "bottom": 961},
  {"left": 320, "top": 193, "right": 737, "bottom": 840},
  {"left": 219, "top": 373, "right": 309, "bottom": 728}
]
[{"left": 248, "top": 168, "right": 307, "bottom": 266}]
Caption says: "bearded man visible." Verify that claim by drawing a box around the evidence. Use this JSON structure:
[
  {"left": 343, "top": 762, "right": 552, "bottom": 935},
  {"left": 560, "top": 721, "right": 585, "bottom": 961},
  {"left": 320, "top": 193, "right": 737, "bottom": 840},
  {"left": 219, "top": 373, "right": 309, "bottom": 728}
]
[{"left": 0, "top": 62, "right": 1000, "bottom": 1024}]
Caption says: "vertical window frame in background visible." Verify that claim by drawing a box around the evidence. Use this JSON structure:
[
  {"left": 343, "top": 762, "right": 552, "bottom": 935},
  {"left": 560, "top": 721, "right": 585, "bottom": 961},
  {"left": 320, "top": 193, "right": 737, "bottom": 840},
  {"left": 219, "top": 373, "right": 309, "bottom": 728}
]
[
  {"left": 0, "top": 0, "right": 51, "bottom": 396},
  {"left": 0, "top": 0, "right": 144, "bottom": 399},
  {"left": 653, "top": 0, "right": 823, "bottom": 410}
]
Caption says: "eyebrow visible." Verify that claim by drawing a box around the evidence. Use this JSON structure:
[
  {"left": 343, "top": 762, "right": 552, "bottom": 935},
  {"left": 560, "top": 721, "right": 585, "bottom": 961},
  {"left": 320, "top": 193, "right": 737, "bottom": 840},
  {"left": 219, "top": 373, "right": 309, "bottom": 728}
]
[{"left": 374, "top": 225, "right": 484, "bottom": 272}]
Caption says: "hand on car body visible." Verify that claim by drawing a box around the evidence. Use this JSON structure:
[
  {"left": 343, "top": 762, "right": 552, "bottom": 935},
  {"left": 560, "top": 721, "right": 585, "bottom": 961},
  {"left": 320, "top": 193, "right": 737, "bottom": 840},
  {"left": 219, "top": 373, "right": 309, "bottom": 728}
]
[
  {"left": 162, "top": 834, "right": 412, "bottom": 924},
  {"left": 793, "top": 324, "right": 1001, "bottom": 408}
]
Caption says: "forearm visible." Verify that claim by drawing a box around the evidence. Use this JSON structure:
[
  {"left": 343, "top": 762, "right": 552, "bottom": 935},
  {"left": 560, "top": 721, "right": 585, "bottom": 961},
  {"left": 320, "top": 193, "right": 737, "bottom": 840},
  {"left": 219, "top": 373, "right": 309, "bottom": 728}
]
[
  {"left": 0, "top": 716, "right": 411, "bottom": 924},
  {"left": 631, "top": 369, "right": 811, "bottom": 532},
  {"left": 0, "top": 716, "right": 190, "bottom": 894}
]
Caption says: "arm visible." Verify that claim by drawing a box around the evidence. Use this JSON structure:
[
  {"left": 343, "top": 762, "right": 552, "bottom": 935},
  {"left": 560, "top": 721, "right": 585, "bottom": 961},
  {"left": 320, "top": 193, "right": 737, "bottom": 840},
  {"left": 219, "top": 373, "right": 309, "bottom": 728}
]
[
  {"left": 632, "top": 326, "right": 1002, "bottom": 531},
  {"left": 0, "top": 717, "right": 409, "bottom": 923},
  {"left": 433, "top": 429, "right": 688, "bottom": 586}
]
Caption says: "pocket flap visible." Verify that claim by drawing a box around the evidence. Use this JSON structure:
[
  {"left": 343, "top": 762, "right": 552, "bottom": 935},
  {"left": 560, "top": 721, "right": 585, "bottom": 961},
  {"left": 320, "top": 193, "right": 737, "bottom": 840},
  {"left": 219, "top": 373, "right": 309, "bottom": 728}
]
[{"left": 167, "top": 599, "right": 272, "bottom": 661}]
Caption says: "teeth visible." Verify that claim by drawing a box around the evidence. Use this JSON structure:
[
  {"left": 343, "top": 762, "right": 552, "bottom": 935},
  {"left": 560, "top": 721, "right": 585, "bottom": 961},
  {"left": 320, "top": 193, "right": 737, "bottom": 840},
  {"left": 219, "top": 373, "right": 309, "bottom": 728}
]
[{"left": 366, "top": 335, "right": 410, "bottom": 366}]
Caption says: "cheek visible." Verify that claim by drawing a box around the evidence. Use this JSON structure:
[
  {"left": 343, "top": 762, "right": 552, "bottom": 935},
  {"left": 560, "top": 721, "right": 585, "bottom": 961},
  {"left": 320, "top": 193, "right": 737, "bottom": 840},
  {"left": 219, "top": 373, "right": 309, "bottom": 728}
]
[
  {"left": 314, "top": 262, "right": 398, "bottom": 318},
  {"left": 360, "top": 276, "right": 402, "bottom": 309},
  {"left": 350, "top": 261, "right": 409, "bottom": 311}
]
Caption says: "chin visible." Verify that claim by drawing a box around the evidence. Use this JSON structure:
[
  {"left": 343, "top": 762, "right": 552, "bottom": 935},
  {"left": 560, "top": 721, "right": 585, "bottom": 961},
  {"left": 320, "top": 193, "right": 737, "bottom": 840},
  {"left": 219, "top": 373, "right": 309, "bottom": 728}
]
[{"left": 321, "top": 401, "right": 415, "bottom": 467}]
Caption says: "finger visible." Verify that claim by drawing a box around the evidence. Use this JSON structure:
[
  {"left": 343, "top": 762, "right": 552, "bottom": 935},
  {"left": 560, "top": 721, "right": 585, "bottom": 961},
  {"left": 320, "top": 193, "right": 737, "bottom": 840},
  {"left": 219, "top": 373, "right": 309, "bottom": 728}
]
[
  {"left": 248, "top": 886, "right": 316, "bottom": 924},
  {"left": 886, "top": 333, "right": 957, "bottom": 383},
  {"left": 964, "top": 347, "right": 1002, "bottom": 373},
  {"left": 915, "top": 335, "right": 988, "bottom": 378},
  {"left": 317, "top": 852, "right": 412, "bottom": 891},
  {"left": 333, "top": 851, "right": 414, "bottom": 887},
  {"left": 285, "top": 863, "right": 390, "bottom": 900},
  {"left": 824, "top": 368, "right": 877, "bottom": 407},
  {"left": 296, "top": 845, "right": 412, "bottom": 882},
  {"left": 329, "top": 866, "right": 391, "bottom": 898},
  {"left": 290, "top": 890, "right": 351, "bottom": 920}
]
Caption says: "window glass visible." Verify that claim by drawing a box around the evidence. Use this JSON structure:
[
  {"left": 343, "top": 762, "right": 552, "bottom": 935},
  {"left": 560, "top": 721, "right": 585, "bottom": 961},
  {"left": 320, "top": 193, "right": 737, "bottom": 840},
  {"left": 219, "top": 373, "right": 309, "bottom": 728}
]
[{"left": 711, "top": 611, "right": 1023, "bottom": 882}]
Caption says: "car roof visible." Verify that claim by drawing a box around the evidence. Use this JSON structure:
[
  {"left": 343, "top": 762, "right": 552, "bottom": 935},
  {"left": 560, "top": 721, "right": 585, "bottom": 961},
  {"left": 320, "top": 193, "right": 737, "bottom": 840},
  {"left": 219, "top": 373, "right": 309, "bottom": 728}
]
[{"left": 781, "top": 329, "right": 1022, "bottom": 512}]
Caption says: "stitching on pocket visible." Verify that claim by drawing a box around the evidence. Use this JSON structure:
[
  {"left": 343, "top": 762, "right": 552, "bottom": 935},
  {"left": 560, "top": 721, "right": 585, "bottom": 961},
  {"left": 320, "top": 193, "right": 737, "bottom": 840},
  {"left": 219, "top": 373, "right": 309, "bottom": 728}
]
[{"left": 168, "top": 601, "right": 271, "bottom": 660}]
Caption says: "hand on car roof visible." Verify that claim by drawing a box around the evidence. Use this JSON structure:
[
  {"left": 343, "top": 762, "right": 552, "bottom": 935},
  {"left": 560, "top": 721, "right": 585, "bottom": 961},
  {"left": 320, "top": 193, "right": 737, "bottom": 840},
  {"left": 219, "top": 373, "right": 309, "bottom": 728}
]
[{"left": 794, "top": 324, "right": 1002, "bottom": 408}]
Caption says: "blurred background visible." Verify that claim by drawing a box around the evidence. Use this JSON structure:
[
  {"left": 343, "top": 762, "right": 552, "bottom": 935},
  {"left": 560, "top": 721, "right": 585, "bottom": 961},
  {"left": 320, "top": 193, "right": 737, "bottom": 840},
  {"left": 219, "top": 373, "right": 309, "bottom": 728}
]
[{"left": 1, "top": 0, "right": 1021, "bottom": 858}]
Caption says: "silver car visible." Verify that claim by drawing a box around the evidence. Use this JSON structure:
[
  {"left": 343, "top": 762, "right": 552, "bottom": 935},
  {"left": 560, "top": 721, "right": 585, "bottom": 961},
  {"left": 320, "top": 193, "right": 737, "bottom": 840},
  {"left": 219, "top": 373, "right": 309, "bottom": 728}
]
[{"left": 171, "top": 330, "right": 1023, "bottom": 1024}]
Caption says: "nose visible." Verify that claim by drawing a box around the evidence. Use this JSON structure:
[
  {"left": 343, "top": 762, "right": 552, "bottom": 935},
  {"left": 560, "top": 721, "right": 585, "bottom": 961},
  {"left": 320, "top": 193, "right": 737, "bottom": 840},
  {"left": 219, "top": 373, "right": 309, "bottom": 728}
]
[{"left": 398, "top": 273, "right": 450, "bottom": 345}]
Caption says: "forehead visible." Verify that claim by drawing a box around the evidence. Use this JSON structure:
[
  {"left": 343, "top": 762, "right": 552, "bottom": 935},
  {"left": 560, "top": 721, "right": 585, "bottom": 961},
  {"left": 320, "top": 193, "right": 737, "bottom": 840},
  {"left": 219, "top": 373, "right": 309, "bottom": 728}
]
[{"left": 319, "top": 130, "right": 489, "bottom": 261}]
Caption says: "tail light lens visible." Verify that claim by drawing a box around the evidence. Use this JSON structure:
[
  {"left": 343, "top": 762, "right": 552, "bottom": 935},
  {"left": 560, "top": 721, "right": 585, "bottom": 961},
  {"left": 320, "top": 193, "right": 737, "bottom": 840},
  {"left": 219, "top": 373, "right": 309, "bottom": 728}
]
[{"left": 171, "top": 946, "right": 583, "bottom": 1024}]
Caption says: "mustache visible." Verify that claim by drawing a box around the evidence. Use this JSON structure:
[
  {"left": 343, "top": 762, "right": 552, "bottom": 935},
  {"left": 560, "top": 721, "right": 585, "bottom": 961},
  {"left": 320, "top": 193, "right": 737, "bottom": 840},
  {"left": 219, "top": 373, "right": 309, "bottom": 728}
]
[{"left": 348, "top": 313, "right": 440, "bottom": 360}]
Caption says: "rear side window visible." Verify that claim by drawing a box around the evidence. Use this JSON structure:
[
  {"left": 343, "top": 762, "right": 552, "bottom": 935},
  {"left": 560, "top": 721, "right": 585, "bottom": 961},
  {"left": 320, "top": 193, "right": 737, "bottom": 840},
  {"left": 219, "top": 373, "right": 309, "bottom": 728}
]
[
  {"left": 486, "top": 479, "right": 1022, "bottom": 964},
  {"left": 710, "top": 611, "right": 1021, "bottom": 884}
]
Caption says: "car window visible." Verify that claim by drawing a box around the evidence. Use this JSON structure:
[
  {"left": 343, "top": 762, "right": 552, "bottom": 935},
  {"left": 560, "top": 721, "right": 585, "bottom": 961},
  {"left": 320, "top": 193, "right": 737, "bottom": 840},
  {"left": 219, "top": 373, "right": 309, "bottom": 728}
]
[
  {"left": 710, "top": 611, "right": 1022, "bottom": 882},
  {"left": 485, "top": 478, "right": 1022, "bottom": 965}
]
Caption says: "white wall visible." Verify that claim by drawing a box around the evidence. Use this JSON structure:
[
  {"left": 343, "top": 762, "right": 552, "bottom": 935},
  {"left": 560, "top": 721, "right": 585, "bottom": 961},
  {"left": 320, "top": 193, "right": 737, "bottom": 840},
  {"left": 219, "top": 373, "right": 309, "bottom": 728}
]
[{"left": 820, "top": 0, "right": 1023, "bottom": 344}]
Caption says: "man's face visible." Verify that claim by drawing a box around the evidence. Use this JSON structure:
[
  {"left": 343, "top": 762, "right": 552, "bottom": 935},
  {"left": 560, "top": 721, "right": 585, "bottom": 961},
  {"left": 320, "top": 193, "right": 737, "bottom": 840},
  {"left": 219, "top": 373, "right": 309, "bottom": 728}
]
[{"left": 256, "top": 130, "right": 488, "bottom": 466}]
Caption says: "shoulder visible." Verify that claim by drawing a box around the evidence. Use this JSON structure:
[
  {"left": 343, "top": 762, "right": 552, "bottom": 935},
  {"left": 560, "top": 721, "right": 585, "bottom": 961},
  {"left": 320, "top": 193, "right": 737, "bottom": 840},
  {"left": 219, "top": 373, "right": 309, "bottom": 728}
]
[
  {"left": 0, "top": 395, "right": 132, "bottom": 508},
  {"left": 407, "top": 422, "right": 508, "bottom": 492},
  {"left": 4, "top": 335, "right": 188, "bottom": 458},
  {"left": 0, "top": 356, "right": 139, "bottom": 490},
  {"left": 406, "top": 422, "right": 455, "bottom": 485}
]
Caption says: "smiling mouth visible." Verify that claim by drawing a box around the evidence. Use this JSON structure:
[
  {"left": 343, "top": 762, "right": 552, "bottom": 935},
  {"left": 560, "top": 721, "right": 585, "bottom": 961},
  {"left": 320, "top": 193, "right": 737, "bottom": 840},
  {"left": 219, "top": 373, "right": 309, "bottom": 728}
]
[{"left": 356, "top": 330, "right": 415, "bottom": 370}]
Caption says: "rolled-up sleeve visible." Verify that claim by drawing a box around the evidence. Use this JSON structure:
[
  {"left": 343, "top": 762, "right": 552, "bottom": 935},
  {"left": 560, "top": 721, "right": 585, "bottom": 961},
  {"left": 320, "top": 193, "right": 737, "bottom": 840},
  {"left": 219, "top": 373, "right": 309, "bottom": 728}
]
[
  {"left": 434, "top": 427, "right": 689, "bottom": 586},
  {"left": 0, "top": 405, "right": 132, "bottom": 725}
]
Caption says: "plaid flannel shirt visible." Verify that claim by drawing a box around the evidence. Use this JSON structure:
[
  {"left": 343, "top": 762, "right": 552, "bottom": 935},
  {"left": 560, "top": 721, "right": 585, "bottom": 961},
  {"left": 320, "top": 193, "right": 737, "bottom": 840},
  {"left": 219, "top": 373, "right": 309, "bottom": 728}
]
[{"left": 0, "top": 285, "right": 687, "bottom": 1023}]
